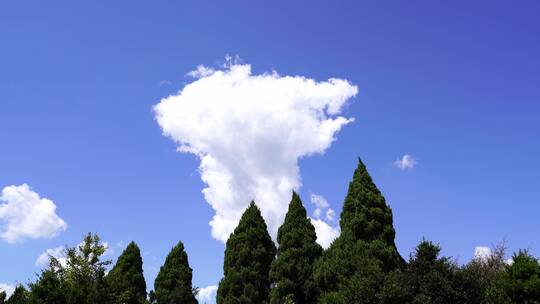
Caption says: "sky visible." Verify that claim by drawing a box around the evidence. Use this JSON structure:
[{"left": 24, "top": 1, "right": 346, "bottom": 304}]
[{"left": 1, "top": 1, "right": 539, "bottom": 302}]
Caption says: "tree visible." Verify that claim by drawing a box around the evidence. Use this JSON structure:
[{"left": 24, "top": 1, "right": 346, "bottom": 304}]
[
  {"left": 486, "top": 250, "right": 540, "bottom": 303},
  {"left": 28, "top": 258, "right": 67, "bottom": 304},
  {"left": 6, "top": 285, "right": 28, "bottom": 304},
  {"left": 314, "top": 158, "right": 404, "bottom": 303},
  {"left": 270, "top": 192, "right": 322, "bottom": 304},
  {"left": 153, "top": 241, "right": 197, "bottom": 304},
  {"left": 106, "top": 241, "right": 147, "bottom": 304},
  {"left": 217, "top": 202, "right": 276, "bottom": 304},
  {"left": 63, "top": 233, "right": 112, "bottom": 304},
  {"left": 0, "top": 291, "right": 6, "bottom": 304},
  {"left": 405, "top": 240, "right": 465, "bottom": 304},
  {"left": 338, "top": 158, "right": 403, "bottom": 269},
  {"left": 459, "top": 242, "right": 507, "bottom": 304}
]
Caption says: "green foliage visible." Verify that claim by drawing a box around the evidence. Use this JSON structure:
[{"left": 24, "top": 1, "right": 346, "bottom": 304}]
[
  {"left": 63, "top": 233, "right": 111, "bottom": 304},
  {"left": 106, "top": 241, "right": 147, "bottom": 304},
  {"left": 314, "top": 159, "right": 403, "bottom": 303},
  {"left": 404, "top": 240, "right": 465, "bottom": 303},
  {"left": 6, "top": 285, "right": 28, "bottom": 304},
  {"left": 0, "top": 291, "right": 6, "bottom": 304},
  {"left": 153, "top": 241, "right": 197, "bottom": 304},
  {"left": 459, "top": 243, "right": 508, "bottom": 304},
  {"left": 270, "top": 192, "right": 322, "bottom": 304},
  {"left": 486, "top": 250, "right": 540, "bottom": 304},
  {"left": 28, "top": 233, "right": 111, "bottom": 304},
  {"left": 217, "top": 202, "right": 276, "bottom": 304},
  {"left": 28, "top": 261, "right": 67, "bottom": 304}
]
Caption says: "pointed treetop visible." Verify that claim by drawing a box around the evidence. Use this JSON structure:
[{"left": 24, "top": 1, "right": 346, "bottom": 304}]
[
  {"left": 218, "top": 200, "right": 276, "bottom": 304},
  {"left": 106, "top": 241, "right": 147, "bottom": 304},
  {"left": 270, "top": 192, "right": 322, "bottom": 304},
  {"left": 339, "top": 157, "right": 396, "bottom": 245},
  {"left": 153, "top": 241, "right": 197, "bottom": 304}
]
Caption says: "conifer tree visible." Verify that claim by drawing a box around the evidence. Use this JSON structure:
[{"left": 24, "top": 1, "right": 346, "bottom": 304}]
[
  {"left": 217, "top": 202, "right": 276, "bottom": 304},
  {"left": 153, "top": 241, "right": 197, "bottom": 304},
  {"left": 270, "top": 192, "right": 322, "bottom": 304},
  {"left": 106, "top": 241, "right": 147, "bottom": 304},
  {"left": 0, "top": 291, "right": 6, "bottom": 304},
  {"left": 314, "top": 158, "right": 404, "bottom": 303}
]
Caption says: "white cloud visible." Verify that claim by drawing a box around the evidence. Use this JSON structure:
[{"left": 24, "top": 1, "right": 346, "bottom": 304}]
[
  {"left": 393, "top": 154, "right": 417, "bottom": 170},
  {"left": 154, "top": 61, "right": 357, "bottom": 242},
  {"left": 311, "top": 218, "right": 340, "bottom": 249},
  {"left": 310, "top": 193, "right": 329, "bottom": 209},
  {"left": 197, "top": 285, "right": 217, "bottom": 304},
  {"left": 0, "top": 184, "right": 67, "bottom": 243},
  {"left": 325, "top": 208, "right": 336, "bottom": 222},
  {"left": 187, "top": 65, "right": 216, "bottom": 78},
  {"left": 0, "top": 283, "right": 15, "bottom": 297},
  {"left": 36, "top": 245, "right": 67, "bottom": 268},
  {"left": 474, "top": 246, "right": 492, "bottom": 262}
]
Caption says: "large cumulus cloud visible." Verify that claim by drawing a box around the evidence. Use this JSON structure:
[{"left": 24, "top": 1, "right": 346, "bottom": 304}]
[{"left": 154, "top": 61, "right": 356, "bottom": 243}]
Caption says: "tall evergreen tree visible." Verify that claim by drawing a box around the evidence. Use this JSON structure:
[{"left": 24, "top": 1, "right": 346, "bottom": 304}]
[
  {"left": 6, "top": 285, "right": 28, "bottom": 304},
  {"left": 0, "top": 291, "right": 6, "bottom": 304},
  {"left": 314, "top": 158, "right": 404, "bottom": 303},
  {"left": 106, "top": 241, "right": 147, "bottom": 304},
  {"left": 270, "top": 192, "right": 322, "bottom": 304},
  {"left": 153, "top": 241, "right": 197, "bottom": 304},
  {"left": 217, "top": 202, "right": 276, "bottom": 304}
]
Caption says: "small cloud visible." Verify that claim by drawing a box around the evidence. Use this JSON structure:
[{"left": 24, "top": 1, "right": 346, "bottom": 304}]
[
  {"left": 0, "top": 283, "right": 15, "bottom": 297},
  {"left": 473, "top": 246, "right": 492, "bottom": 262},
  {"left": 0, "top": 184, "right": 67, "bottom": 243},
  {"left": 326, "top": 208, "right": 336, "bottom": 222},
  {"left": 393, "top": 154, "right": 417, "bottom": 170},
  {"left": 186, "top": 65, "right": 216, "bottom": 78},
  {"left": 159, "top": 80, "right": 172, "bottom": 86},
  {"left": 310, "top": 218, "right": 340, "bottom": 249},
  {"left": 36, "top": 245, "right": 67, "bottom": 268},
  {"left": 197, "top": 285, "right": 217, "bottom": 304},
  {"left": 310, "top": 194, "right": 329, "bottom": 209}
]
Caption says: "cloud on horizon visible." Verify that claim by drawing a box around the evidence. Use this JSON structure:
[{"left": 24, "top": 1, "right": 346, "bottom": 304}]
[
  {"left": 154, "top": 60, "right": 357, "bottom": 243},
  {"left": 0, "top": 184, "right": 67, "bottom": 243}
]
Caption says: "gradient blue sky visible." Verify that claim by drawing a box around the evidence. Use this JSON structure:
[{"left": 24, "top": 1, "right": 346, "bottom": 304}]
[{"left": 1, "top": 0, "right": 539, "bottom": 299}]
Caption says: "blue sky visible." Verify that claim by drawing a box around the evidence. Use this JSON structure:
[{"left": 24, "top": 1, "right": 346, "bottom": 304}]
[{"left": 1, "top": 0, "right": 539, "bottom": 301}]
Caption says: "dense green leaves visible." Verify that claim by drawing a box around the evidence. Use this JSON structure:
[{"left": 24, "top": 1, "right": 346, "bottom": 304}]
[
  {"left": 106, "top": 241, "right": 147, "bottom": 304},
  {"left": 486, "top": 250, "right": 540, "bottom": 303},
  {"left": 270, "top": 192, "right": 322, "bottom": 304},
  {"left": 314, "top": 158, "right": 404, "bottom": 303},
  {"left": 217, "top": 202, "right": 276, "bottom": 304},
  {"left": 153, "top": 241, "right": 197, "bottom": 304},
  {"left": 6, "top": 285, "right": 29, "bottom": 304}
]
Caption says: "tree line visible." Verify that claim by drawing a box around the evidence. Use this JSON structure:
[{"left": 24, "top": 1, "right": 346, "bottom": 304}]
[{"left": 1, "top": 159, "right": 539, "bottom": 303}]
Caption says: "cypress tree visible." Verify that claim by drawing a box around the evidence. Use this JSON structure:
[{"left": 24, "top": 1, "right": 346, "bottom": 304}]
[
  {"left": 217, "top": 202, "right": 276, "bottom": 304},
  {"left": 314, "top": 158, "right": 404, "bottom": 303},
  {"left": 153, "top": 241, "right": 197, "bottom": 304},
  {"left": 269, "top": 192, "right": 322, "bottom": 304},
  {"left": 106, "top": 241, "right": 147, "bottom": 304}
]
